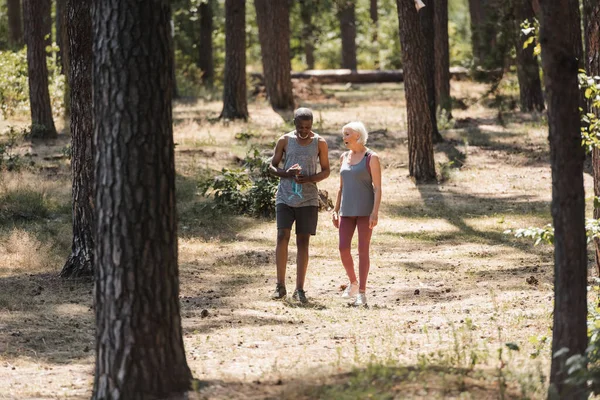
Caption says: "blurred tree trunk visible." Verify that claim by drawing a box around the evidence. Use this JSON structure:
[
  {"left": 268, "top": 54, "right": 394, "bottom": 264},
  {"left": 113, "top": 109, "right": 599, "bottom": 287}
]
[
  {"left": 514, "top": 0, "right": 544, "bottom": 112},
  {"left": 468, "top": 0, "right": 503, "bottom": 71},
  {"left": 299, "top": 0, "right": 315, "bottom": 70},
  {"left": 92, "top": 1, "right": 192, "bottom": 398},
  {"left": 7, "top": 0, "right": 23, "bottom": 47},
  {"left": 171, "top": 18, "right": 179, "bottom": 99},
  {"left": 434, "top": 0, "right": 451, "bottom": 117},
  {"left": 23, "top": 0, "right": 57, "bottom": 138},
  {"left": 539, "top": 0, "right": 588, "bottom": 397},
  {"left": 396, "top": 0, "right": 436, "bottom": 182},
  {"left": 338, "top": 0, "right": 357, "bottom": 71},
  {"left": 254, "top": 0, "right": 294, "bottom": 113},
  {"left": 419, "top": 0, "right": 442, "bottom": 143},
  {"left": 42, "top": 0, "right": 52, "bottom": 48},
  {"left": 60, "top": 0, "right": 93, "bottom": 279},
  {"left": 220, "top": 0, "right": 248, "bottom": 120},
  {"left": 198, "top": 0, "right": 214, "bottom": 86},
  {"left": 56, "top": 0, "right": 66, "bottom": 74},
  {"left": 370, "top": 0, "right": 379, "bottom": 68}
]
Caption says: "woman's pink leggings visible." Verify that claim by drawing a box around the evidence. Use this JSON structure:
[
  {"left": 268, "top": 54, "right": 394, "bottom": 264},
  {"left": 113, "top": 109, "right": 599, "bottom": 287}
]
[{"left": 339, "top": 216, "right": 372, "bottom": 291}]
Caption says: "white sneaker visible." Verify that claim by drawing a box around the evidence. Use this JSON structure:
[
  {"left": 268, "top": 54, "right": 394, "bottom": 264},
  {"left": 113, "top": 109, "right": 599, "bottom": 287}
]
[
  {"left": 351, "top": 293, "right": 367, "bottom": 307},
  {"left": 341, "top": 282, "right": 359, "bottom": 298}
]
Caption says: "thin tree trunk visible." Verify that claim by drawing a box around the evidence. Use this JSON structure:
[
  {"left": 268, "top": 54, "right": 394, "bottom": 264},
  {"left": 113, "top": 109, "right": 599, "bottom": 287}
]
[
  {"left": 468, "top": 0, "right": 485, "bottom": 66},
  {"left": 539, "top": 0, "right": 588, "bottom": 397},
  {"left": 254, "top": 0, "right": 294, "bottom": 113},
  {"left": 92, "top": 1, "right": 192, "bottom": 397},
  {"left": 42, "top": 0, "right": 52, "bottom": 49},
  {"left": 221, "top": 0, "right": 248, "bottom": 120},
  {"left": 370, "top": 0, "right": 380, "bottom": 68},
  {"left": 396, "top": 0, "right": 436, "bottom": 182},
  {"left": 60, "top": 0, "right": 93, "bottom": 279},
  {"left": 56, "top": 0, "right": 66, "bottom": 74},
  {"left": 7, "top": 0, "right": 23, "bottom": 47},
  {"left": 420, "top": 0, "right": 442, "bottom": 143},
  {"left": 338, "top": 0, "right": 358, "bottom": 71},
  {"left": 198, "top": 0, "right": 214, "bottom": 86},
  {"left": 23, "top": 0, "right": 57, "bottom": 138},
  {"left": 300, "top": 0, "right": 315, "bottom": 70},
  {"left": 434, "top": 0, "right": 451, "bottom": 117}
]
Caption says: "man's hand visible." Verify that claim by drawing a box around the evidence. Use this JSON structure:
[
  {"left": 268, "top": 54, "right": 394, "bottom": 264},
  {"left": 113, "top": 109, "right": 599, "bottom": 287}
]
[{"left": 286, "top": 163, "right": 302, "bottom": 177}]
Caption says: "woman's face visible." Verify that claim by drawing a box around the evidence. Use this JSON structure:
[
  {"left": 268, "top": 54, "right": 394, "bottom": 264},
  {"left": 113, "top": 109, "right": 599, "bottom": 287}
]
[{"left": 343, "top": 128, "right": 360, "bottom": 147}]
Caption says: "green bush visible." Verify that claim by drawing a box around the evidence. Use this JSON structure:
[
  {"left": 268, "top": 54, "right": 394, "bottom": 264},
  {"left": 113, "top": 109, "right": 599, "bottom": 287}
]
[{"left": 0, "top": 49, "right": 29, "bottom": 118}]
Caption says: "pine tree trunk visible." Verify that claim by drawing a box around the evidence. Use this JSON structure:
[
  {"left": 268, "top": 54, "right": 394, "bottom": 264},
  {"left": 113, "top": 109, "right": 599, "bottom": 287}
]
[
  {"left": 42, "top": 0, "right": 52, "bottom": 49},
  {"left": 220, "top": 0, "right": 248, "bottom": 120},
  {"left": 23, "top": 0, "right": 57, "bottom": 138},
  {"left": 434, "top": 0, "right": 451, "bottom": 117},
  {"left": 539, "top": 0, "right": 588, "bottom": 397},
  {"left": 254, "top": 0, "right": 294, "bottom": 113},
  {"left": 92, "top": 1, "right": 192, "bottom": 398},
  {"left": 396, "top": 0, "right": 436, "bottom": 182},
  {"left": 60, "top": 0, "right": 94, "bottom": 279},
  {"left": 514, "top": 0, "right": 544, "bottom": 111},
  {"left": 370, "top": 0, "right": 379, "bottom": 68},
  {"left": 338, "top": 0, "right": 357, "bottom": 71},
  {"left": 300, "top": 0, "right": 315, "bottom": 70},
  {"left": 7, "top": 0, "right": 23, "bottom": 47},
  {"left": 420, "top": 0, "right": 442, "bottom": 143},
  {"left": 56, "top": 0, "right": 66, "bottom": 74},
  {"left": 198, "top": 0, "right": 214, "bottom": 86}
]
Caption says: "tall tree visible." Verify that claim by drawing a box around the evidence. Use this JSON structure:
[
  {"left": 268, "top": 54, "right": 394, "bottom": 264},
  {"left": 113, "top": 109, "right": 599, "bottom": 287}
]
[
  {"left": 370, "top": 0, "right": 380, "bottom": 68},
  {"left": 198, "top": 0, "right": 214, "bottom": 86},
  {"left": 396, "top": 0, "right": 436, "bottom": 182},
  {"left": 7, "top": 0, "right": 23, "bottom": 47},
  {"left": 254, "top": 0, "right": 294, "bottom": 113},
  {"left": 299, "top": 0, "right": 316, "bottom": 70},
  {"left": 419, "top": 0, "right": 442, "bottom": 143},
  {"left": 539, "top": 0, "right": 588, "bottom": 397},
  {"left": 434, "top": 0, "right": 451, "bottom": 116},
  {"left": 468, "top": 0, "right": 503, "bottom": 71},
  {"left": 92, "top": 1, "right": 192, "bottom": 398},
  {"left": 60, "top": 0, "right": 94, "bottom": 279},
  {"left": 514, "top": 0, "right": 544, "bottom": 112},
  {"left": 338, "top": 0, "right": 358, "bottom": 71},
  {"left": 220, "top": 0, "right": 248, "bottom": 120},
  {"left": 56, "top": 0, "right": 67, "bottom": 74},
  {"left": 22, "top": 0, "right": 57, "bottom": 138}
]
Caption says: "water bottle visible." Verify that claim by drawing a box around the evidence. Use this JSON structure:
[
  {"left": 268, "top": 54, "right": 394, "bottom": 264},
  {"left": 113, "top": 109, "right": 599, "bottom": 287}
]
[{"left": 291, "top": 180, "right": 303, "bottom": 199}]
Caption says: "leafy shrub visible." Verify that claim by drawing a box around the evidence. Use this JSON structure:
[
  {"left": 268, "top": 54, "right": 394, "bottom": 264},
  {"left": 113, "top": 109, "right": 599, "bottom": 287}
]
[
  {"left": 0, "top": 126, "right": 30, "bottom": 172},
  {"left": 0, "top": 49, "right": 29, "bottom": 118}
]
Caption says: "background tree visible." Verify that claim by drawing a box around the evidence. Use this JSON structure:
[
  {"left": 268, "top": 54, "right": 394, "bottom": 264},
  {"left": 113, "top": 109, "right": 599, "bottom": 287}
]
[
  {"left": 60, "top": 0, "right": 94, "bottom": 279},
  {"left": 7, "top": 0, "right": 23, "bottom": 47},
  {"left": 338, "top": 0, "right": 357, "bottom": 71},
  {"left": 220, "top": 0, "right": 248, "bottom": 120},
  {"left": 468, "top": 0, "right": 504, "bottom": 71},
  {"left": 434, "top": 0, "right": 451, "bottom": 116},
  {"left": 420, "top": 0, "right": 442, "bottom": 143},
  {"left": 22, "top": 0, "right": 57, "bottom": 138},
  {"left": 56, "top": 0, "right": 67, "bottom": 74},
  {"left": 539, "top": 0, "right": 588, "bottom": 396},
  {"left": 198, "top": 0, "right": 214, "bottom": 86},
  {"left": 254, "top": 0, "right": 294, "bottom": 113},
  {"left": 396, "top": 0, "right": 436, "bottom": 182},
  {"left": 299, "top": 0, "right": 316, "bottom": 70},
  {"left": 92, "top": 0, "right": 193, "bottom": 397}
]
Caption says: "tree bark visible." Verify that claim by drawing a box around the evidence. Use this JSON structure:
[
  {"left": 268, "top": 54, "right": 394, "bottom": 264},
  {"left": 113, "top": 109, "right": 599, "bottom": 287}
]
[
  {"left": 419, "top": 0, "right": 442, "bottom": 143},
  {"left": 7, "top": 0, "right": 23, "bottom": 47},
  {"left": 220, "top": 0, "right": 248, "bottom": 120},
  {"left": 370, "top": 0, "right": 379, "bottom": 68},
  {"left": 92, "top": 1, "right": 192, "bottom": 398},
  {"left": 539, "top": 0, "right": 588, "bottom": 397},
  {"left": 56, "top": 0, "right": 66, "bottom": 74},
  {"left": 254, "top": 0, "right": 294, "bottom": 113},
  {"left": 60, "top": 0, "right": 94, "bottom": 279},
  {"left": 338, "top": 0, "right": 358, "bottom": 71},
  {"left": 300, "top": 0, "right": 316, "bottom": 70},
  {"left": 434, "top": 0, "right": 451, "bottom": 117},
  {"left": 22, "top": 0, "right": 57, "bottom": 138},
  {"left": 396, "top": 0, "right": 436, "bottom": 182},
  {"left": 198, "top": 0, "right": 214, "bottom": 86},
  {"left": 514, "top": 0, "right": 544, "bottom": 112}
]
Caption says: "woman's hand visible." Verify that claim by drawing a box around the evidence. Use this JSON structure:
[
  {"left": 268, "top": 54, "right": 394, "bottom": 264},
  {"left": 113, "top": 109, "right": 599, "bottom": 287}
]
[
  {"left": 369, "top": 213, "right": 378, "bottom": 229},
  {"left": 332, "top": 211, "right": 340, "bottom": 229}
]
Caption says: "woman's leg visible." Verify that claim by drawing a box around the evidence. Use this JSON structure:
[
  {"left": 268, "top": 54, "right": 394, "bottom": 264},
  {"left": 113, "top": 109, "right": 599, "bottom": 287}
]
[
  {"left": 356, "top": 216, "right": 373, "bottom": 292},
  {"left": 339, "top": 216, "right": 358, "bottom": 283}
]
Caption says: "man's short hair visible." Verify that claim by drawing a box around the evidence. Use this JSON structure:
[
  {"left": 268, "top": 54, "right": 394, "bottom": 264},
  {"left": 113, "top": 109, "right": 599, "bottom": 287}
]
[{"left": 294, "top": 107, "right": 313, "bottom": 121}]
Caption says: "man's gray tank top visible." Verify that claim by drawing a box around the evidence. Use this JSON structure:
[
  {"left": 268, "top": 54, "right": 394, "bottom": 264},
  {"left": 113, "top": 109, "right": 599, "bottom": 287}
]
[
  {"left": 340, "top": 151, "right": 374, "bottom": 217},
  {"left": 275, "top": 131, "right": 321, "bottom": 207}
]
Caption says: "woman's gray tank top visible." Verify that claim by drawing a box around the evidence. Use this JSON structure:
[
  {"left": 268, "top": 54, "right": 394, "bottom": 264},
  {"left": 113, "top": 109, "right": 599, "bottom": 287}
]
[
  {"left": 340, "top": 151, "right": 374, "bottom": 217},
  {"left": 275, "top": 131, "right": 320, "bottom": 207}
]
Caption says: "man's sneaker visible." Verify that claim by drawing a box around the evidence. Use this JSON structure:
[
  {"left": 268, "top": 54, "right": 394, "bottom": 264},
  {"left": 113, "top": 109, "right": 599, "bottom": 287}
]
[
  {"left": 271, "top": 283, "right": 287, "bottom": 299},
  {"left": 341, "top": 282, "right": 359, "bottom": 299},
  {"left": 351, "top": 292, "right": 367, "bottom": 307},
  {"left": 292, "top": 289, "right": 308, "bottom": 304}
]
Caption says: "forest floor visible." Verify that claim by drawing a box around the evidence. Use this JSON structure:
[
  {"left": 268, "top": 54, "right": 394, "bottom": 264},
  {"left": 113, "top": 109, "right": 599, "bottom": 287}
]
[{"left": 0, "top": 79, "right": 596, "bottom": 399}]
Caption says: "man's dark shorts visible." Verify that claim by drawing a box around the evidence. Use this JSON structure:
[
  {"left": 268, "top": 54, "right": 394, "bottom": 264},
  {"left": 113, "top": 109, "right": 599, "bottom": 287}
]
[{"left": 276, "top": 204, "right": 319, "bottom": 235}]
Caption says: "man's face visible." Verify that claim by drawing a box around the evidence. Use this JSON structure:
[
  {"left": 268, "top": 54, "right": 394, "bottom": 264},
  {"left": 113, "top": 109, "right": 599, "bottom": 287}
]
[{"left": 295, "top": 119, "right": 313, "bottom": 137}]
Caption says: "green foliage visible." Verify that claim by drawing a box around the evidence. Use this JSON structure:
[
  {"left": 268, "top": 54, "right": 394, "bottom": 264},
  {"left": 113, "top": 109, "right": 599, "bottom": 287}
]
[
  {"left": 0, "top": 126, "right": 30, "bottom": 172},
  {"left": 448, "top": 0, "right": 473, "bottom": 67},
  {"left": 579, "top": 72, "right": 600, "bottom": 153},
  {"left": 520, "top": 18, "right": 541, "bottom": 56},
  {"left": 504, "top": 224, "right": 554, "bottom": 245},
  {"left": 0, "top": 49, "right": 29, "bottom": 118},
  {"left": 199, "top": 147, "right": 278, "bottom": 218}
]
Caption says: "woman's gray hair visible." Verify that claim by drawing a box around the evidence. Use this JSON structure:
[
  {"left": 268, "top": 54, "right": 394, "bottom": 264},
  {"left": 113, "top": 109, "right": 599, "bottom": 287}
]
[{"left": 342, "top": 121, "right": 369, "bottom": 145}]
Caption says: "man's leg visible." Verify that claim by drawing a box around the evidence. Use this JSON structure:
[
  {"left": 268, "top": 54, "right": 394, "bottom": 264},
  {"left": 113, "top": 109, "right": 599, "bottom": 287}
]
[
  {"left": 276, "top": 228, "right": 291, "bottom": 286},
  {"left": 295, "top": 233, "right": 310, "bottom": 290}
]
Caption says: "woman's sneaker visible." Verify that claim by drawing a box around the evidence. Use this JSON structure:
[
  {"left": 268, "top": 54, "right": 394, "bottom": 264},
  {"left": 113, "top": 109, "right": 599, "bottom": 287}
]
[
  {"left": 271, "top": 283, "right": 287, "bottom": 299},
  {"left": 351, "top": 292, "right": 367, "bottom": 307},
  {"left": 341, "top": 282, "right": 359, "bottom": 299}
]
